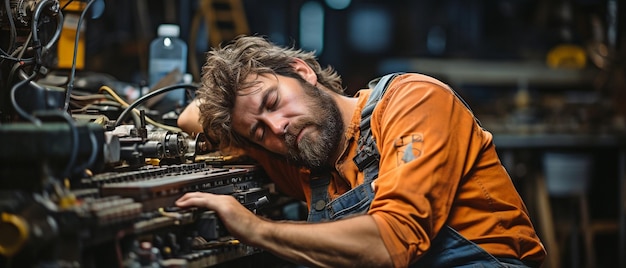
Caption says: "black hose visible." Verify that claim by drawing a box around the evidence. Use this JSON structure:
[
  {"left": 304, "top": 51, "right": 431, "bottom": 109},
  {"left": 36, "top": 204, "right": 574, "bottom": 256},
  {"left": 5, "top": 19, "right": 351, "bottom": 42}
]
[
  {"left": 64, "top": 0, "right": 97, "bottom": 113},
  {"left": 114, "top": 83, "right": 198, "bottom": 127},
  {"left": 10, "top": 72, "right": 42, "bottom": 125}
]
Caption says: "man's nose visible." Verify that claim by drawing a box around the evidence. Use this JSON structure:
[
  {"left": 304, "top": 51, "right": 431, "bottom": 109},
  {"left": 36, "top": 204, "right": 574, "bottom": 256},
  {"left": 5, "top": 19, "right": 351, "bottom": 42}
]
[{"left": 264, "top": 113, "right": 288, "bottom": 136}]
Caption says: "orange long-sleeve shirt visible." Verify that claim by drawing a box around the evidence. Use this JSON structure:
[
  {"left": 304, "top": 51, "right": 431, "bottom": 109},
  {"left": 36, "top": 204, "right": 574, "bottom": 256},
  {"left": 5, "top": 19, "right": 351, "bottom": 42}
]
[{"left": 247, "top": 73, "right": 546, "bottom": 267}]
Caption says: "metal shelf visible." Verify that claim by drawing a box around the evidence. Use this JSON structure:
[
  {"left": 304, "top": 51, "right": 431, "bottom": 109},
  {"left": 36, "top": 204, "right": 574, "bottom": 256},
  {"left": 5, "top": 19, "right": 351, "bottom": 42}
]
[{"left": 379, "top": 58, "right": 598, "bottom": 87}]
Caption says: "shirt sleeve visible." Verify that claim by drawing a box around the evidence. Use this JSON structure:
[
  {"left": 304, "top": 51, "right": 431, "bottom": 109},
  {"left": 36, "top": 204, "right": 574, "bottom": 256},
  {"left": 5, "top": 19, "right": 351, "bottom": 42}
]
[{"left": 367, "top": 74, "right": 485, "bottom": 267}]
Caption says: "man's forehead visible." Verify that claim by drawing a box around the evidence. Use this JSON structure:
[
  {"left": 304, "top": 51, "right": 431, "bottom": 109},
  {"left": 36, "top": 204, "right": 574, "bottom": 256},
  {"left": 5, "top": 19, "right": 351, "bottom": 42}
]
[
  {"left": 240, "top": 73, "right": 277, "bottom": 94},
  {"left": 234, "top": 74, "right": 273, "bottom": 109}
]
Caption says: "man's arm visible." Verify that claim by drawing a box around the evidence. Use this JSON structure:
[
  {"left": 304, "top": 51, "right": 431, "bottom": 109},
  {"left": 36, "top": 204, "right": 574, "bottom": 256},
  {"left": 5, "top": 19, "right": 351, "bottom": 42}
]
[
  {"left": 177, "top": 98, "right": 204, "bottom": 135},
  {"left": 176, "top": 192, "right": 393, "bottom": 268}
]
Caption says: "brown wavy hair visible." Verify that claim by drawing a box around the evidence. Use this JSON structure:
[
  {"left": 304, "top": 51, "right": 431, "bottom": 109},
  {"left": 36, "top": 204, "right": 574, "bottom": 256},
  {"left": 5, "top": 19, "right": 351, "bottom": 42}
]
[{"left": 197, "top": 35, "right": 344, "bottom": 148}]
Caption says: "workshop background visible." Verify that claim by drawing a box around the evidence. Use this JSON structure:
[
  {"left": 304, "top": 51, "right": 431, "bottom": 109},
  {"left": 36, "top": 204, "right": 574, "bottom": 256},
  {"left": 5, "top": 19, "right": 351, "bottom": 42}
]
[
  {"left": 4, "top": 0, "right": 626, "bottom": 268},
  {"left": 67, "top": 0, "right": 626, "bottom": 267}
]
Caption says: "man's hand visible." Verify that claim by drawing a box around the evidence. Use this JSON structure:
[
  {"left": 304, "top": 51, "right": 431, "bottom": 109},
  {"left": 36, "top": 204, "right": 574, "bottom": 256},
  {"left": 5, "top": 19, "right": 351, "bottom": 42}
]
[
  {"left": 175, "top": 191, "right": 393, "bottom": 268},
  {"left": 175, "top": 192, "right": 262, "bottom": 243}
]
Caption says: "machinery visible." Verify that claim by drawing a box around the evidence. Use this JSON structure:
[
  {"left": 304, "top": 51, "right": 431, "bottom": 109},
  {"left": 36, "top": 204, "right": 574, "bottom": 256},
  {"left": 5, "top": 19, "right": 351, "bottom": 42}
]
[{"left": 0, "top": 1, "right": 285, "bottom": 267}]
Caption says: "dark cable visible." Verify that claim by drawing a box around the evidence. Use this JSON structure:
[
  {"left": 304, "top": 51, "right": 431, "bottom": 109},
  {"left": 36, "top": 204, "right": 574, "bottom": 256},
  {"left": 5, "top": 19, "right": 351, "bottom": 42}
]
[
  {"left": 4, "top": 0, "right": 17, "bottom": 54},
  {"left": 10, "top": 72, "right": 42, "bottom": 125},
  {"left": 64, "top": 0, "right": 97, "bottom": 113},
  {"left": 6, "top": 32, "right": 33, "bottom": 88},
  {"left": 0, "top": 54, "right": 35, "bottom": 62},
  {"left": 30, "top": 0, "right": 64, "bottom": 58},
  {"left": 60, "top": 0, "right": 76, "bottom": 11},
  {"left": 114, "top": 83, "right": 198, "bottom": 127},
  {"left": 7, "top": 61, "right": 25, "bottom": 89},
  {"left": 1, "top": 0, "right": 63, "bottom": 62},
  {"left": 31, "top": 0, "right": 56, "bottom": 63},
  {"left": 72, "top": 129, "right": 98, "bottom": 175},
  {"left": 1, "top": 30, "right": 35, "bottom": 63},
  {"left": 43, "top": 11, "right": 64, "bottom": 53},
  {"left": 53, "top": 111, "right": 79, "bottom": 179}
]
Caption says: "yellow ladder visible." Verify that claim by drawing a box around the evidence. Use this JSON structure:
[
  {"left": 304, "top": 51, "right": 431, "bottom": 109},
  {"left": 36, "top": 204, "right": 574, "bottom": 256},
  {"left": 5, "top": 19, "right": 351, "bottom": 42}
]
[
  {"left": 189, "top": 0, "right": 249, "bottom": 80},
  {"left": 202, "top": 0, "right": 249, "bottom": 48}
]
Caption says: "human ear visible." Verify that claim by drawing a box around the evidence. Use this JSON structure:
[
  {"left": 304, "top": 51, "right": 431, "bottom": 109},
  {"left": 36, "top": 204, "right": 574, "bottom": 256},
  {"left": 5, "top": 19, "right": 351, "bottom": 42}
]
[{"left": 290, "top": 58, "right": 318, "bottom": 85}]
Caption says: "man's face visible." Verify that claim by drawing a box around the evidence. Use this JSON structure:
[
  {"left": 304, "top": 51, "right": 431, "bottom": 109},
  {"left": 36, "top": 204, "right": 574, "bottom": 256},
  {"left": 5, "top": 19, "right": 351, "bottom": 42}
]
[{"left": 232, "top": 74, "right": 343, "bottom": 168}]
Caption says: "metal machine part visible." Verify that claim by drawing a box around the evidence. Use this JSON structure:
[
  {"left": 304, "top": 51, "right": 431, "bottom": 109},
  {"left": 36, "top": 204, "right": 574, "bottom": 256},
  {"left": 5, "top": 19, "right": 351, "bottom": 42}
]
[
  {"left": 0, "top": 122, "right": 110, "bottom": 189},
  {"left": 1, "top": 163, "right": 273, "bottom": 267},
  {"left": 0, "top": 2, "right": 284, "bottom": 267},
  {"left": 0, "top": 0, "right": 59, "bottom": 29},
  {"left": 1, "top": 0, "right": 64, "bottom": 121},
  {"left": 116, "top": 128, "right": 189, "bottom": 167},
  {"left": 147, "top": 130, "right": 188, "bottom": 160}
]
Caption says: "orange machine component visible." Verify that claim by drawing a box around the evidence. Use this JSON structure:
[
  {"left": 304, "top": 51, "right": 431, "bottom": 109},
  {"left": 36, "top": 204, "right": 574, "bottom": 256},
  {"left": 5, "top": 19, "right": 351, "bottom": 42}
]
[{"left": 57, "top": 0, "right": 87, "bottom": 70}]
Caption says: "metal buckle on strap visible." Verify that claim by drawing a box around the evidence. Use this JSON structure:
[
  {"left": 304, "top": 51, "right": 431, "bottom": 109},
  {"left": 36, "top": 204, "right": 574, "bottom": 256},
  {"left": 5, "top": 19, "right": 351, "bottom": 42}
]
[{"left": 353, "top": 136, "right": 379, "bottom": 171}]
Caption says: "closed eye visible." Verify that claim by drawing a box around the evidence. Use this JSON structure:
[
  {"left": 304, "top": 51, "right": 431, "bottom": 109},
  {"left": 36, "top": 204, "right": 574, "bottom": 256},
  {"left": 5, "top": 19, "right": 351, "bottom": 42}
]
[
  {"left": 266, "top": 89, "right": 279, "bottom": 111},
  {"left": 253, "top": 124, "right": 265, "bottom": 142},
  {"left": 249, "top": 86, "right": 278, "bottom": 142}
]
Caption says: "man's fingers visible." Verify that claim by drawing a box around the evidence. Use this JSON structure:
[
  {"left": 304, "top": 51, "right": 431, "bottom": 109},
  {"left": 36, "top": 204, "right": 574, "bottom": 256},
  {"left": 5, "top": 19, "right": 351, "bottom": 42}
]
[{"left": 175, "top": 192, "right": 213, "bottom": 207}]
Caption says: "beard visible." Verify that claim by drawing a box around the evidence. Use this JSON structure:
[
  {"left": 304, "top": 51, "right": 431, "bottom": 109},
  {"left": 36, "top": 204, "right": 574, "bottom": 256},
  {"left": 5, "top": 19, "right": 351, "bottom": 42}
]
[{"left": 283, "top": 81, "right": 343, "bottom": 169}]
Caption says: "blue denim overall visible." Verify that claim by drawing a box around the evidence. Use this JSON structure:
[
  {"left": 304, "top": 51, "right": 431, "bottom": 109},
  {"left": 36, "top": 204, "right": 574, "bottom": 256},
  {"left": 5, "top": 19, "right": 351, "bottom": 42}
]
[
  {"left": 306, "top": 74, "right": 535, "bottom": 267},
  {"left": 307, "top": 173, "right": 533, "bottom": 267}
]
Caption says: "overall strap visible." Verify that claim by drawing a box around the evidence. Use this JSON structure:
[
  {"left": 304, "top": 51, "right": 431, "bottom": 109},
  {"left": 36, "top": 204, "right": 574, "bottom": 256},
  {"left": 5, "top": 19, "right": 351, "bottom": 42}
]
[
  {"left": 353, "top": 73, "right": 402, "bottom": 182},
  {"left": 307, "top": 73, "right": 400, "bottom": 222},
  {"left": 307, "top": 172, "right": 331, "bottom": 222}
]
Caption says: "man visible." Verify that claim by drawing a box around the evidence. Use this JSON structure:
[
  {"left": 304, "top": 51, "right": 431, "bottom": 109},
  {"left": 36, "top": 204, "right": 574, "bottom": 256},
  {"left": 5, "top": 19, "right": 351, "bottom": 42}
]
[{"left": 176, "top": 35, "right": 546, "bottom": 267}]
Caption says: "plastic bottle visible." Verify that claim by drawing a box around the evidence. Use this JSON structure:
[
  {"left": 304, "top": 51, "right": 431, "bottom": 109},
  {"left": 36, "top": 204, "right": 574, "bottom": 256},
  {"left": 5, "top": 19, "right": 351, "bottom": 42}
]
[{"left": 148, "top": 24, "right": 188, "bottom": 113}]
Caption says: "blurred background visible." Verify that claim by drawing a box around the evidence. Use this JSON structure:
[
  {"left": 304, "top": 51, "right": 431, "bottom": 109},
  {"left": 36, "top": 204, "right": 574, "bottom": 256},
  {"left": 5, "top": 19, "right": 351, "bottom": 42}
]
[
  {"left": 71, "top": 0, "right": 626, "bottom": 267},
  {"left": 3, "top": 0, "right": 626, "bottom": 267}
]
